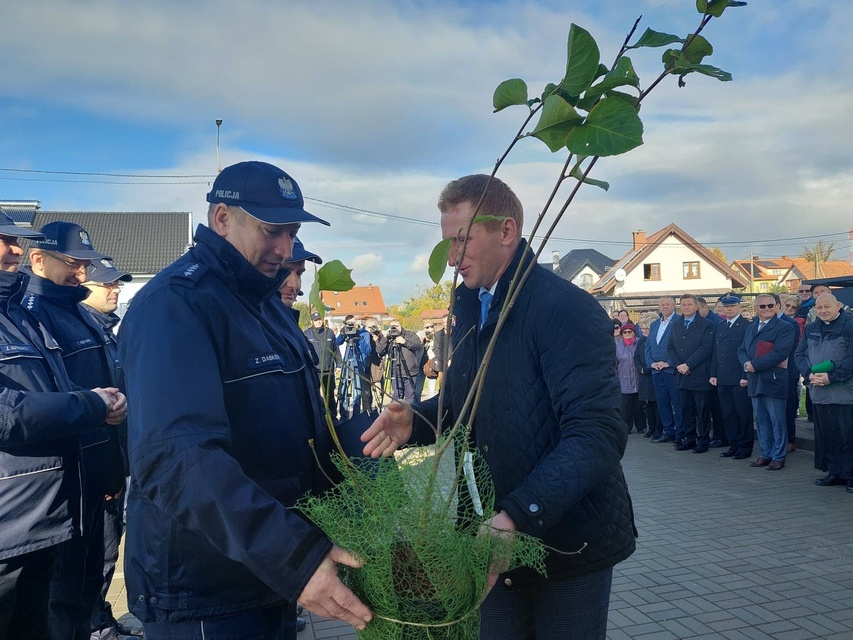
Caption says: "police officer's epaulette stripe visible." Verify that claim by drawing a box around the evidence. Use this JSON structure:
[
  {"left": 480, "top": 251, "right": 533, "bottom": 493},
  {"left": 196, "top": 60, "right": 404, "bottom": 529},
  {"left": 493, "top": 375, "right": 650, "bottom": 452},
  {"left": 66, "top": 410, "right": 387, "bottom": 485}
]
[
  {"left": 24, "top": 293, "right": 39, "bottom": 313},
  {"left": 170, "top": 262, "right": 208, "bottom": 287}
]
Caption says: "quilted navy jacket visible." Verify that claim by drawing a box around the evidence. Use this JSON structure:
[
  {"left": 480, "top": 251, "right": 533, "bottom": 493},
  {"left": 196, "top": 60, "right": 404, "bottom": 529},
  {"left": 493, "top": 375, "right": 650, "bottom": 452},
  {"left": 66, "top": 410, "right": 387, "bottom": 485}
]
[
  {"left": 118, "top": 225, "right": 336, "bottom": 624},
  {"left": 0, "top": 269, "right": 108, "bottom": 560},
  {"left": 414, "top": 241, "right": 636, "bottom": 581}
]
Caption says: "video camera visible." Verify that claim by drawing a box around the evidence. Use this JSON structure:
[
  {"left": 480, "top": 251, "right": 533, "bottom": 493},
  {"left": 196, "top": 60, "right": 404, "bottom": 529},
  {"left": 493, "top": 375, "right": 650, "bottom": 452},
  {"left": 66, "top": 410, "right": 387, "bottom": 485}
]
[
  {"left": 342, "top": 322, "right": 359, "bottom": 337},
  {"left": 388, "top": 325, "right": 401, "bottom": 338},
  {"left": 368, "top": 325, "right": 380, "bottom": 335}
]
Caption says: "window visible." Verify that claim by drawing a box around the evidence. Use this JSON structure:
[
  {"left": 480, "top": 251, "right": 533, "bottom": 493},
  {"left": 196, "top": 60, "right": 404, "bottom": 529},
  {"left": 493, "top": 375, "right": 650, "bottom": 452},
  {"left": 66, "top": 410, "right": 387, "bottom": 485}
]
[
  {"left": 336, "top": 301, "right": 341, "bottom": 307},
  {"left": 683, "top": 261, "right": 700, "bottom": 279},
  {"left": 643, "top": 263, "right": 660, "bottom": 281},
  {"left": 581, "top": 273, "right": 593, "bottom": 288},
  {"left": 363, "top": 301, "right": 368, "bottom": 306},
  {"left": 354, "top": 301, "right": 359, "bottom": 306}
]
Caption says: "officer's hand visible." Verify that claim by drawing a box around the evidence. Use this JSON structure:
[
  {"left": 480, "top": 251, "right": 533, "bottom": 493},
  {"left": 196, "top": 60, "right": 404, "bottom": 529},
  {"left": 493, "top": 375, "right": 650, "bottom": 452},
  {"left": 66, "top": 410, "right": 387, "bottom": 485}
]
[
  {"left": 478, "top": 511, "right": 517, "bottom": 596},
  {"left": 298, "top": 546, "right": 372, "bottom": 630},
  {"left": 105, "top": 391, "right": 128, "bottom": 425},
  {"left": 709, "top": 377, "right": 717, "bottom": 386},
  {"left": 91, "top": 387, "right": 118, "bottom": 416},
  {"left": 395, "top": 336, "right": 406, "bottom": 345},
  {"left": 361, "top": 401, "right": 413, "bottom": 458}
]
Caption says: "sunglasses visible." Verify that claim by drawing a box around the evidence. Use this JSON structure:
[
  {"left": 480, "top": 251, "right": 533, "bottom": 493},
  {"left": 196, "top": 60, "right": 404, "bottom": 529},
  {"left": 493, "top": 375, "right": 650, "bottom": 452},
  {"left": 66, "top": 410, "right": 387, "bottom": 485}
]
[
  {"left": 755, "top": 303, "right": 776, "bottom": 310},
  {"left": 798, "top": 289, "right": 811, "bottom": 293}
]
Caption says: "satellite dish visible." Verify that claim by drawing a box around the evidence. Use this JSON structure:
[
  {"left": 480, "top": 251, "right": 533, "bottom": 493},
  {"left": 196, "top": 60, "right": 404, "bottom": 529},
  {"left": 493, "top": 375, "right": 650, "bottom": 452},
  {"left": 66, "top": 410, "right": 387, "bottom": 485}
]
[{"left": 614, "top": 268, "right": 627, "bottom": 282}]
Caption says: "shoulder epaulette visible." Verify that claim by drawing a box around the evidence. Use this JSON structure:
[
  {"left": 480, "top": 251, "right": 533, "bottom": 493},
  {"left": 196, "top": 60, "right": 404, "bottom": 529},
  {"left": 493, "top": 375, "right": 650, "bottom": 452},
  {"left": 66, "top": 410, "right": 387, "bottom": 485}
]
[
  {"left": 169, "top": 262, "right": 209, "bottom": 288},
  {"left": 23, "top": 292, "right": 39, "bottom": 314}
]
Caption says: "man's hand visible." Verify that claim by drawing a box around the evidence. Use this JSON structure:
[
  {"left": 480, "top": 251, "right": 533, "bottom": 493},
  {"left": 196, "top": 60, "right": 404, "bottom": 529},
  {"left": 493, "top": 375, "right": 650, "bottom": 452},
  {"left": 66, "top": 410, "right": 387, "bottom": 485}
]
[
  {"left": 809, "top": 372, "right": 830, "bottom": 386},
  {"left": 676, "top": 364, "right": 690, "bottom": 375},
  {"left": 744, "top": 361, "right": 755, "bottom": 373},
  {"left": 709, "top": 377, "right": 717, "bottom": 386},
  {"left": 652, "top": 361, "right": 670, "bottom": 371},
  {"left": 361, "top": 401, "right": 413, "bottom": 458},
  {"left": 480, "top": 511, "right": 517, "bottom": 594},
  {"left": 298, "top": 546, "right": 372, "bottom": 631},
  {"left": 92, "top": 387, "right": 127, "bottom": 424},
  {"left": 395, "top": 336, "right": 406, "bottom": 345},
  {"left": 739, "top": 379, "right": 748, "bottom": 388}
]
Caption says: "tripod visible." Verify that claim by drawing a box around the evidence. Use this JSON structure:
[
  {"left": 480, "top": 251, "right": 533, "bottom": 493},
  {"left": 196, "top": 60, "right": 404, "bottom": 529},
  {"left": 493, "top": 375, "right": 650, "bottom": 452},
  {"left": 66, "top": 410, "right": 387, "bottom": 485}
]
[
  {"left": 383, "top": 338, "right": 415, "bottom": 406},
  {"left": 338, "top": 335, "right": 370, "bottom": 421}
]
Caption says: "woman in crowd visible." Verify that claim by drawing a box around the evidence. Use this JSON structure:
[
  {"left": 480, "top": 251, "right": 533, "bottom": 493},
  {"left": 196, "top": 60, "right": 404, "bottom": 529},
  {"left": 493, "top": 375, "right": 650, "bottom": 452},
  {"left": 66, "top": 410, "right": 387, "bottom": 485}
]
[
  {"left": 616, "top": 322, "right": 645, "bottom": 433},
  {"left": 634, "top": 312, "right": 662, "bottom": 438},
  {"left": 783, "top": 294, "right": 806, "bottom": 336}
]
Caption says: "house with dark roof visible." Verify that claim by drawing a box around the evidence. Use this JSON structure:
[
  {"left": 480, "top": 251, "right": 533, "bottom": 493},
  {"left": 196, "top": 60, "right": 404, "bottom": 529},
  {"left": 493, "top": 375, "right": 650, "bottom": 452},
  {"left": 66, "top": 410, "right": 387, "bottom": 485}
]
[
  {"left": 13, "top": 205, "right": 193, "bottom": 315},
  {"left": 551, "top": 248, "right": 617, "bottom": 291},
  {"left": 730, "top": 255, "right": 853, "bottom": 293},
  {"left": 590, "top": 225, "right": 748, "bottom": 312}
]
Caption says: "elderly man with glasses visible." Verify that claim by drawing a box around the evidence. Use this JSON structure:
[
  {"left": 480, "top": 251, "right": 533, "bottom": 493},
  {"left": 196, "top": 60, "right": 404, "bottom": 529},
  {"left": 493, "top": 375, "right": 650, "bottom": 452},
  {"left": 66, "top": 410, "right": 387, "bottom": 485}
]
[{"left": 25, "top": 222, "right": 129, "bottom": 639}]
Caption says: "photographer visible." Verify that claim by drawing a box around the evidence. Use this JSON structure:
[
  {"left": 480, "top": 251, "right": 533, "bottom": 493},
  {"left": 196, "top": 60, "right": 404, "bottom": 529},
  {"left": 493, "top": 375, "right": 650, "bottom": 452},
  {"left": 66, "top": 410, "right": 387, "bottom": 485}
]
[
  {"left": 377, "top": 318, "right": 422, "bottom": 404},
  {"left": 417, "top": 324, "right": 437, "bottom": 401},
  {"left": 335, "top": 315, "right": 374, "bottom": 417}
]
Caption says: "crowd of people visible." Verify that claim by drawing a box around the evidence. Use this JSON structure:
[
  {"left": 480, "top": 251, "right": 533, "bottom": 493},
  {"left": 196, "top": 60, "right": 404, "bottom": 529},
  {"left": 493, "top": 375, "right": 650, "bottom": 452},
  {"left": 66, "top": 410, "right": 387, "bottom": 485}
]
[{"left": 612, "top": 287, "right": 853, "bottom": 488}]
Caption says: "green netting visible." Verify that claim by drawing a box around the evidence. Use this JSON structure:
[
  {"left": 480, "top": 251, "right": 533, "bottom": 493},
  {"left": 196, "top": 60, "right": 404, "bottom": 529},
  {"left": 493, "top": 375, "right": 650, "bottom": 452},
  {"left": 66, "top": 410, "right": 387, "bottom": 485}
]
[{"left": 296, "top": 440, "right": 546, "bottom": 639}]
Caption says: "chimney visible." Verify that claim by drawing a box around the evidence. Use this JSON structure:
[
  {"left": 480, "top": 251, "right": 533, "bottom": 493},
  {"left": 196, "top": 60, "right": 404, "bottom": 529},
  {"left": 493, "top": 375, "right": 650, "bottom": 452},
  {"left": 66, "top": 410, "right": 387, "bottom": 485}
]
[
  {"left": 632, "top": 230, "right": 646, "bottom": 250},
  {"left": 551, "top": 250, "right": 560, "bottom": 270}
]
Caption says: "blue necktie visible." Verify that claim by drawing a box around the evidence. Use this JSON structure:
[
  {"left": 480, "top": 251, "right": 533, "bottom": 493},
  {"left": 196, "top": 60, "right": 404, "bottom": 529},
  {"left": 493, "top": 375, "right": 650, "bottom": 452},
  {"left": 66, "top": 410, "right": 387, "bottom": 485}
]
[{"left": 480, "top": 292, "right": 493, "bottom": 329}]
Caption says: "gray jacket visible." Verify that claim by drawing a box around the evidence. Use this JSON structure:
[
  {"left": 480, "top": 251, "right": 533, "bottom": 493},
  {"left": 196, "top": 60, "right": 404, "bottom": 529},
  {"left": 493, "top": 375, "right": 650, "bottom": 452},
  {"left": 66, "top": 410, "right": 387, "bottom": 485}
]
[{"left": 795, "top": 312, "right": 853, "bottom": 405}]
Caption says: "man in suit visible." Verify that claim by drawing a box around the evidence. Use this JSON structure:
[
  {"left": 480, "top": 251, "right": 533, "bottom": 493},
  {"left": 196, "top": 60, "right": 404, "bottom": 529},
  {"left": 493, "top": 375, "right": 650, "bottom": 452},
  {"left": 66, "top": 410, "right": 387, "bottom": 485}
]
[
  {"left": 769, "top": 292, "right": 803, "bottom": 454},
  {"left": 668, "top": 294, "right": 715, "bottom": 452},
  {"left": 738, "top": 293, "right": 796, "bottom": 471},
  {"left": 647, "top": 296, "right": 682, "bottom": 443},
  {"left": 710, "top": 294, "right": 754, "bottom": 459}
]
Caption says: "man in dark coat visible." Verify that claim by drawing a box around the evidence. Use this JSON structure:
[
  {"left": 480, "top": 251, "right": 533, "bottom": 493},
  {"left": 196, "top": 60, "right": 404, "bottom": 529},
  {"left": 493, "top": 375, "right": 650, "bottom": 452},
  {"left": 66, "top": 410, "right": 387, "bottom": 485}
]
[
  {"left": 667, "top": 294, "right": 715, "bottom": 452},
  {"left": 709, "top": 293, "right": 754, "bottom": 459},
  {"left": 377, "top": 318, "right": 422, "bottom": 404},
  {"left": 363, "top": 174, "right": 635, "bottom": 640},
  {"left": 738, "top": 293, "right": 796, "bottom": 471}
]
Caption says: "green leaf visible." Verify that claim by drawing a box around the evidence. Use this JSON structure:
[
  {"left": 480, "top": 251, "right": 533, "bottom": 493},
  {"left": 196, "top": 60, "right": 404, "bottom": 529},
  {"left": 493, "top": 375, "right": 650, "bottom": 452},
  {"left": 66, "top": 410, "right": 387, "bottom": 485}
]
[
  {"left": 493, "top": 78, "right": 529, "bottom": 112},
  {"left": 696, "top": 0, "right": 708, "bottom": 13},
  {"left": 629, "top": 28, "right": 684, "bottom": 49},
  {"left": 583, "top": 56, "right": 640, "bottom": 102},
  {"left": 316, "top": 260, "right": 355, "bottom": 291},
  {"left": 428, "top": 238, "right": 451, "bottom": 285},
  {"left": 541, "top": 82, "right": 558, "bottom": 101},
  {"left": 530, "top": 94, "right": 585, "bottom": 152},
  {"left": 703, "top": 0, "right": 745, "bottom": 16},
  {"left": 683, "top": 34, "right": 713, "bottom": 64},
  {"left": 593, "top": 63, "right": 609, "bottom": 81},
  {"left": 555, "top": 24, "right": 600, "bottom": 97},
  {"left": 472, "top": 215, "right": 507, "bottom": 225},
  {"left": 569, "top": 160, "right": 610, "bottom": 191},
  {"left": 682, "top": 63, "right": 733, "bottom": 82},
  {"left": 308, "top": 279, "right": 324, "bottom": 319},
  {"left": 565, "top": 96, "right": 644, "bottom": 157}
]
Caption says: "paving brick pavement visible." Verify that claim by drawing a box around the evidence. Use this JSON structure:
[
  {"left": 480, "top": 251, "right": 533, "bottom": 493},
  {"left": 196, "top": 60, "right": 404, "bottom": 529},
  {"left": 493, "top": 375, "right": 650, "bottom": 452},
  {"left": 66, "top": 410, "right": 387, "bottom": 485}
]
[{"left": 111, "top": 417, "right": 853, "bottom": 639}]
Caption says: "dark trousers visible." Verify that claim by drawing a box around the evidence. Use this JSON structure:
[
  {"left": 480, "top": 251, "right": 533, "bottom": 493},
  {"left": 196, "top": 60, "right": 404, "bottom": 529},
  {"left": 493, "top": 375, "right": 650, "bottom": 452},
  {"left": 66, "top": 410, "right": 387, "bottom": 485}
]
[
  {"left": 642, "top": 400, "right": 661, "bottom": 435},
  {"left": 620, "top": 393, "right": 644, "bottom": 432},
  {"left": 814, "top": 404, "right": 853, "bottom": 479},
  {"left": 0, "top": 547, "right": 55, "bottom": 640},
  {"left": 479, "top": 567, "right": 613, "bottom": 640},
  {"left": 678, "top": 388, "right": 711, "bottom": 446},
  {"left": 91, "top": 493, "right": 124, "bottom": 635},
  {"left": 143, "top": 603, "right": 296, "bottom": 640},
  {"left": 786, "top": 377, "right": 799, "bottom": 444},
  {"left": 709, "top": 390, "right": 727, "bottom": 444},
  {"left": 49, "top": 494, "right": 106, "bottom": 640},
  {"left": 652, "top": 373, "right": 682, "bottom": 439},
  {"left": 717, "top": 384, "right": 754, "bottom": 455}
]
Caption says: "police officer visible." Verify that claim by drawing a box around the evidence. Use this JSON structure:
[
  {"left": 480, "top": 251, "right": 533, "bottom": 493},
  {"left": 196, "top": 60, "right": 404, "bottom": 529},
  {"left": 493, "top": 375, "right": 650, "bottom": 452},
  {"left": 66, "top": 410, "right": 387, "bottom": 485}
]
[
  {"left": 25, "top": 222, "right": 129, "bottom": 639},
  {"left": 118, "top": 161, "right": 372, "bottom": 639},
  {"left": 80, "top": 259, "right": 141, "bottom": 639},
  {"left": 0, "top": 211, "right": 125, "bottom": 640}
]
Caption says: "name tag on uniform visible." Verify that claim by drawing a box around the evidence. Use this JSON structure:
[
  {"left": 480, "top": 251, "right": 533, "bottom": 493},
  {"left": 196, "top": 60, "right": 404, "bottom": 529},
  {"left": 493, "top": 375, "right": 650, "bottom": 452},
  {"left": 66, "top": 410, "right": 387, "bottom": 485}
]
[
  {"left": 246, "top": 352, "right": 285, "bottom": 370},
  {"left": 0, "top": 343, "right": 38, "bottom": 357},
  {"left": 70, "top": 337, "right": 96, "bottom": 349}
]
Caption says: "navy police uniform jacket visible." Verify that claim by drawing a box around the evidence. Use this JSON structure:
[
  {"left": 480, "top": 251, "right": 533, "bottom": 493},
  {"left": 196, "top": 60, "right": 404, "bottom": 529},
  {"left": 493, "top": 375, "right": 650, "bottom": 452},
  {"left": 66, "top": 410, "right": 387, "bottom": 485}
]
[
  {"left": 0, "top": 269, "right": 108, "bottom": 560},
  {"left": 709, "top": 315, "right": 750, "bottom": 386},
  {"left": 24, "top": 270, "right": 125, "bottom": 496},
  {"left": 412, "top": 240, "right": 636, "bottom": 581},
  {"left": 118, "top": 225, "right": 337, "bottom": 624}
]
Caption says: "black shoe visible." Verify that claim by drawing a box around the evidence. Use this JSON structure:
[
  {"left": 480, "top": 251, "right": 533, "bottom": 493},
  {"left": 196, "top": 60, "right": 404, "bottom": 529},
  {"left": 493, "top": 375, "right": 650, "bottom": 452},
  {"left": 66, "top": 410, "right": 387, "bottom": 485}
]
[
  {"left": 708, "top": 439, "right": 726, "bottom": 448},
  {"left": 643, "top": 430, "right": 654, "bottom": 438},
  {"left": 732, "top": 451, "right": 752, "bottom": 459},
  {"left": 114, "top": 621, "right": 144, "bottom": 637},
  {"left": 815, "top": 474, "right": 846, "bottom": 487},
  {"left": 693, "top": 445, "right": 709, "bottom": 454},
  {"left": 651, "top": 435, "right": 673, "bottom": 443},
  {"left": 719, "top": 447, "right": 736, "bottom": 457},
  {"left": 296, "top": 605, "right": 304, "bottom": 615},
  {"left": 296, "top": 616, "right": 307, "bottom": 632},
  {"left": 675, "top": 441, "right": 696, "bottom": 451}
]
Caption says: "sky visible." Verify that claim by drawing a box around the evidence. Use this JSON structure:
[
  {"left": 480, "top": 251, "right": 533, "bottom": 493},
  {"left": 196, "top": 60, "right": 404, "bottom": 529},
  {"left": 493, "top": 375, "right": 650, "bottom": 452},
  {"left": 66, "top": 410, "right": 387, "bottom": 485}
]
[{"left": 1, "top": 0, "right": 851, "bottom": 305}]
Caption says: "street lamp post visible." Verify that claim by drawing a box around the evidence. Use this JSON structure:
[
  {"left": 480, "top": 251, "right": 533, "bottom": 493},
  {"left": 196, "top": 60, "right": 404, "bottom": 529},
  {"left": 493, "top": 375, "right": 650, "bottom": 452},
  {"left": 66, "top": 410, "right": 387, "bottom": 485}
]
[{"left": 215, "top": 119, "right": 223, "bottom": 173}]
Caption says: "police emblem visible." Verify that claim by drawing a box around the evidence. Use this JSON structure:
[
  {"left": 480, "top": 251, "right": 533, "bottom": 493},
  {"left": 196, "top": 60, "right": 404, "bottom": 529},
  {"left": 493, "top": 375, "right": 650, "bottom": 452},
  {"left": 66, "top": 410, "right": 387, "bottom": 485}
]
[
  {"left": 79, "top": 230, "right": 92, "bottom": 246},
  {"left": 100, "top": 259, "right": 114, "bottom": 268},
  {"left": 278, "top": 177, "right": 298, "bottom": 200}
]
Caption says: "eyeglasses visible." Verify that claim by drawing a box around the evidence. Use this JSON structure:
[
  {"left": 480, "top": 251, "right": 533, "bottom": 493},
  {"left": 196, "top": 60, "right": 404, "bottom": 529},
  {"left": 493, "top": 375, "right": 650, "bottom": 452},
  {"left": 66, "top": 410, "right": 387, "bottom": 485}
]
[
  {"left": 89, "top": 281, "right": 123, "bottom": 290},
  {"left": 798, "top": 289, "right": 811, "bottom": 293},
  {"left": 44, "top": 252, "right": 90, "bottom": 273},
  {"left": 622, "top": 330, "right": 635, "bottom": 334},
  {"left": 755, "top": 303, "right": 776, "bottom": 310}
]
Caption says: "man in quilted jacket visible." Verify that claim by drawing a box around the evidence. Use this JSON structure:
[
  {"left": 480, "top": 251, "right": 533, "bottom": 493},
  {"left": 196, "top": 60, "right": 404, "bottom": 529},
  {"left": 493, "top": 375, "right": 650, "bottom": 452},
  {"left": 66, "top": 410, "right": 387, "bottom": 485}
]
[{"left": 363, "top": 174, "right": 636, "bottom": 640}]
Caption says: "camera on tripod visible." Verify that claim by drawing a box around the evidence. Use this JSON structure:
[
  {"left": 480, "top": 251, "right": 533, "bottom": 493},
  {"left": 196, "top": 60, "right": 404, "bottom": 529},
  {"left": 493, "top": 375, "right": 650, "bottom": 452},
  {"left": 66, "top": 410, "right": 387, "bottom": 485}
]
[
  {"left": 388, "top": 325, "right": 401, "bottom": 338},
  {"left": 342, "top": 322, "right": 359, "bottom": 338}
]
